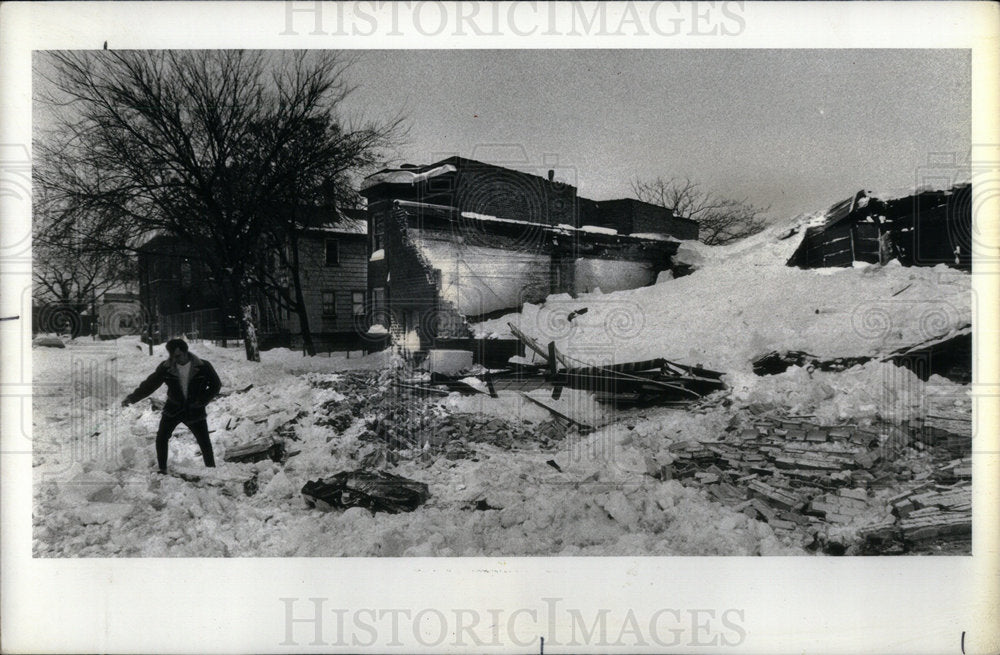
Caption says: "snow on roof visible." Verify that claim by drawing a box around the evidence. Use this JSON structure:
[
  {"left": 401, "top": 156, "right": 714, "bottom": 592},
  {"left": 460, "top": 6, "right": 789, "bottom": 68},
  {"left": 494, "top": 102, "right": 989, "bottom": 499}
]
[
  {"left": 361, "top": 164, "right": 458, "bottom": 190},
  {"left": 460, "top": 210, "right": 540, "bottom": 228},
  {"left": 868, "top": 179, "right": 971, "bottom": 204},
  {"left": 580, "top": 225, "right": 618, "bottom": 235},
  {"left": 458, "top": 211, "right": 677, "bottom": 244},
  {"left": 305, "top": 217, "right": 368, "bottom": 235},
  {"left": 133, "top": 230, "right": 172, "bottom": 249},
  {"left": 500, "top": 225, "right": 970, "bottom": 374},
  {"left": 629, "top": 232, "right": 679, "bottom": 242}
]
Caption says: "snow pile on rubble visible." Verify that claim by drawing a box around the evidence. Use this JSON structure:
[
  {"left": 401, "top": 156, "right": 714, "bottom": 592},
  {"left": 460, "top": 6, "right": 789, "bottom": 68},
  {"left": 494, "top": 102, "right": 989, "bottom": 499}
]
[
  {"left": 727, "top": 360, "right": 968, "bottom": 425},
  {"left": 30, "top": 205, "right": 972, "bottom": 558},
  {"left": 32, "top": 337, "right": 798, "bottom": 556},
  {"left": 477, "top": 216, "right": 970, "bottom": 373}
]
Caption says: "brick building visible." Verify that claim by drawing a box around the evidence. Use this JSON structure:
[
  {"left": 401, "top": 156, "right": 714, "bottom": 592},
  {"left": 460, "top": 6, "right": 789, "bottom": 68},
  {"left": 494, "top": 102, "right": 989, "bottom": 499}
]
[{"left": 360, "top": 157, "right": 696, "bottom": 349}]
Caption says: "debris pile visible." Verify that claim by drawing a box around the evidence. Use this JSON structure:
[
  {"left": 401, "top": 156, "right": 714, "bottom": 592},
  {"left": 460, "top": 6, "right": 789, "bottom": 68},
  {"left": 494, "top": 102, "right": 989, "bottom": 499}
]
[
  {"left": 357, "top": 402, "right": 572, "bottom": 456},
  {"left": 301, "top": 470, "right": 430, "bottom": 513},
  {"left": 861, "top": 480, "right": 972, "bottom": 553},
  {"left": 657, "top": 410, "right": 972, "bottom": 553},
  {"left": 505, "top": 323, "right": 727, "bottom": 405},
  {"left": 223, "top": 435, "right": 287, "bottom": 464},
  {"left": 752, "top": 350, "right": 871, "bottom": 376}
]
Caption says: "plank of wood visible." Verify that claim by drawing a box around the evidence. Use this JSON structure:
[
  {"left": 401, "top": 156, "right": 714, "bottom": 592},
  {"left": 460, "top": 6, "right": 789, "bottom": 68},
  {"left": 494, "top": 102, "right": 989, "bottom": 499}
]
[
  {"left": 507, "top": 322, "right": 550, "bottom": 363},
  {"left": 518, "top": 392, "right": 594, "bottom": 430}
]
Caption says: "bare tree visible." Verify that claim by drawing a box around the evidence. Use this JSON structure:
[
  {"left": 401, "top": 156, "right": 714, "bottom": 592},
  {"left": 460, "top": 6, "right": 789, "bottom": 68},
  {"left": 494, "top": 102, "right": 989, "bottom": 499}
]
[
  {"left": 632, "top": 176, "right": 769, "bottom": 245},
  {"left": 33, "top": 226, "right": 134, "bottom": 335},
  {"left": 35, "top": 50, "right": 403, "bottom": 361},
  {"left": 252, "top": 117, "right": 399, "bottom": 356}
]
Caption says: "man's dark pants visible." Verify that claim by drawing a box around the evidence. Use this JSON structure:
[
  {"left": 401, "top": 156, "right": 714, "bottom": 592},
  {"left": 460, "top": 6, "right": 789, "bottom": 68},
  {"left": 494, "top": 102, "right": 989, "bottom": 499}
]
[{"left": 156, "top": 410, "right": 216, "bottom": 471}]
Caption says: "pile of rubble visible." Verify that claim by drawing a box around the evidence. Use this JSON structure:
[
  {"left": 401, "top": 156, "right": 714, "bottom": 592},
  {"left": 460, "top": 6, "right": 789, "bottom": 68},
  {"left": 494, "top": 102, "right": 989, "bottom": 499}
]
[
  {"left": 656, "top": 409, "right": 971, "bottom": 554},
  {"left": 310, "top": 369, "right": 577, "bottom": 465},
  {"left": 358, "top": 402, "right": 573, "bottom": 458}
]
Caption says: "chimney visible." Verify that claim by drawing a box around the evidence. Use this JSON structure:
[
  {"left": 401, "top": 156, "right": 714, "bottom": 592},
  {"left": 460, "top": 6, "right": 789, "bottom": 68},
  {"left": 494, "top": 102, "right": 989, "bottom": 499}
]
[{"left": 548, "top": 169, "right": 555, "bottom": 183}]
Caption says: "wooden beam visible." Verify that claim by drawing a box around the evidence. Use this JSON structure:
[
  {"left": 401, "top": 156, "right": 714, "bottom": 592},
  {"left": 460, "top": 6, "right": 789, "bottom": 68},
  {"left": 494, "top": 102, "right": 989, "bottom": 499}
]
[
  {"left": 507, "top": 322, "right": 549, "bottom": 362},
  {"left": 519, "top": 392, "right": 593, "bottom": 430}
]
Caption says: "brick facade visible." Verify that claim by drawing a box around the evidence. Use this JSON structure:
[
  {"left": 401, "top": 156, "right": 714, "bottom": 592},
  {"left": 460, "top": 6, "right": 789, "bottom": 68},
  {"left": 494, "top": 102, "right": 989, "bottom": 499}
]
[{"left": 581, "top": 198, "right": 700, "bottom": 240}]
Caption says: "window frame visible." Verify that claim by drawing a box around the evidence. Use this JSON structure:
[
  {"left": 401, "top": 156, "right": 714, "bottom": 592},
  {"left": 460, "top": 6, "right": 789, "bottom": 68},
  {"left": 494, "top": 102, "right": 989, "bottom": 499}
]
[
  {"left": 324, "top": 239, "right": 340, "bottom": 266},
  {"left": 351, "top": 291, "right": 365, "bottom": 316},
  {"left": 321, "top": 291, "right": 337, "bottom": 317}
]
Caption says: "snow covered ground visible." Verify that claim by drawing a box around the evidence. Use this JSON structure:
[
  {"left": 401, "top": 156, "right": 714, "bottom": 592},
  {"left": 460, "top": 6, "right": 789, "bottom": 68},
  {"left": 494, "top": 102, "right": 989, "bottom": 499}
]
[
  {"left": 32, "top": 337, "right": 803, "bottom": 556},
  {"left": 31, "top": 214, "right": 972, "bottom": 557}
]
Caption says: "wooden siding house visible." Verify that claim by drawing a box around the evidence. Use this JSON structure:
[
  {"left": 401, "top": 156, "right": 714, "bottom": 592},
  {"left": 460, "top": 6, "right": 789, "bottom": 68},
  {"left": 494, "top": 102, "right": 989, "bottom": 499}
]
[
  {"left": 282, "top": 213, "right": 370, "bottom": 350},
  {"left": 137, "top": 208, "right": 370, "bottom": 350}
]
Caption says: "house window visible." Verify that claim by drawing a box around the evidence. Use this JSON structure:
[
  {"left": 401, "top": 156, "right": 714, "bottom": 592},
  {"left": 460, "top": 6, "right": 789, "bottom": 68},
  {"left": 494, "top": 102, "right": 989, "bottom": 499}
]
[
  {"left": 180, "top": 260, "right": 192, "bottom": 287},
  {"left": 325, "top": 239, "right": 339, "bottom": 266},
  {"left": 322, "top": 291, "right": 336, "bottom": 317},
  {"left": 352, "top": 291, "right": 365, "bottom": 316}
]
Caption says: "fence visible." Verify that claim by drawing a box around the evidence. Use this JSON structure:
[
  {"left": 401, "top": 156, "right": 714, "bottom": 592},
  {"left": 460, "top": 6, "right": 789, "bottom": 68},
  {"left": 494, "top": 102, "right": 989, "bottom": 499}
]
[
  {"left": 159, "top": 307, "right": 233, "bottom": 341},
  {"left": 158, "top": 304, "right": 290, "bottom": 345}
]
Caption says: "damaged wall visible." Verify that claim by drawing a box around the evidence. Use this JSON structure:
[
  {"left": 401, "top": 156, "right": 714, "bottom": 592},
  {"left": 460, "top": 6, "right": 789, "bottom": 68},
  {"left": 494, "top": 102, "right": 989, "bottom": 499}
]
[
  {"left": 788, "top": 184, "right": 972, "bottom": 271},
  {"left": 412, "top": 232, "right": 552, "bottom": 317},
  {"left": 379, "top": 204, "right": 472, "bottom": 347},
  {"left": 573, "top": 257, "right": 656, "bottom": 294},
  {"left": 362, "top": 156, "right": 685, "bottom": 345}
]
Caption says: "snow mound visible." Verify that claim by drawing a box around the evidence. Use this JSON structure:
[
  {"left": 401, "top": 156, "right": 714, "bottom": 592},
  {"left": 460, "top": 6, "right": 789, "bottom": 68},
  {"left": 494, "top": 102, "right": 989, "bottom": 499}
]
[{"left": 502, "top": 217, "right": 968, "bottom": 372}]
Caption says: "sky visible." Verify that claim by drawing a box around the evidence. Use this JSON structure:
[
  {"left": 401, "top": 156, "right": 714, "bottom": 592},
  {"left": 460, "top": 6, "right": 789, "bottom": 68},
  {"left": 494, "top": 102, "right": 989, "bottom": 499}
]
[
  {"left": 34, "top": 49, "right": 971, "bottom": 223},
  {"left": 340, "top": 49, "right": 970, "bottom": 221}
]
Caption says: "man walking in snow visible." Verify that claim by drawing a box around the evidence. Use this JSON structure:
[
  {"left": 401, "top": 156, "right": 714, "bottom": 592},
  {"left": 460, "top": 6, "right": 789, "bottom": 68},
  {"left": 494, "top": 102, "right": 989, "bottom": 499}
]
[{"left": 122, "top": 338, "right": 222, "bottom": 473}]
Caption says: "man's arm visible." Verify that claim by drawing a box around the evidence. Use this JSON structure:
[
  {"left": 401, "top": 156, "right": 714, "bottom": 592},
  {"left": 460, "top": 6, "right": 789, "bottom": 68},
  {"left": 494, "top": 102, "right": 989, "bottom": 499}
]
[
  {"left": 203, "top": 361, "right": 222, "bottom": 402},
  {"left": 122, "top": 364, "right": 166, "bottom": 406}
]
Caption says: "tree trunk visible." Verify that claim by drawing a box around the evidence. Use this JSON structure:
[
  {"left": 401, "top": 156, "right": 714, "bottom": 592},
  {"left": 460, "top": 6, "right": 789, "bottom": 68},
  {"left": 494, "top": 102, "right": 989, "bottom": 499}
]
[
  {"left": 236, "top": 277, "right": 261, "bottom": 362},
  {"left": 241, "top": 302, "right": 261, "bottom": 362},
  {"left": 288, "top": 231, "right": 316, "bottom": 356}
]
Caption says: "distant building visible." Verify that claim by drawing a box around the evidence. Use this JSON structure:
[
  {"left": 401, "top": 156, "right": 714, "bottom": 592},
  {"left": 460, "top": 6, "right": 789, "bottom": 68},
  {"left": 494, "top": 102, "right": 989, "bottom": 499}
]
[
  {"left": 280, "top": 211, "right": 369, "bottom": 347},
  {"left": 97, "top": 292, "right": 142, "bottom": 339},
  {"left": 579, "top": 197, "right": 699, "bottom": 240},
  {"left": 137, "top": 158, "right": 702, "bottom": 353},
  {"left": 136, "top": 208, "right": 370, "bottom": 350},
  {"left": 360, "top": 157, "right": 696, "bottom": 349}
]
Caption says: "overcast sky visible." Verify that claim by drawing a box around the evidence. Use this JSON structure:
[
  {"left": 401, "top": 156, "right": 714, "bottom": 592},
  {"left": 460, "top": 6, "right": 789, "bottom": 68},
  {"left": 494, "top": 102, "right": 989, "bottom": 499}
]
[
  {"left": 34, "top": 49, "right": 970, "bottom": 223},
  {"left": 341, "top": 49, "right": 970, "bottom": 220}
]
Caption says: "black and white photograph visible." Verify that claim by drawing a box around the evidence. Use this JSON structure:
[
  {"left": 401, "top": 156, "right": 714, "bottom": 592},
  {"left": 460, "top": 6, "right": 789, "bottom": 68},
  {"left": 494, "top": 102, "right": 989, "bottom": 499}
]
[
  {"left": 29, "top": 46, "right": 975, "bottom": 557},
  {"left": 2, "top": 2, "right": 998, "bottom": 653}
]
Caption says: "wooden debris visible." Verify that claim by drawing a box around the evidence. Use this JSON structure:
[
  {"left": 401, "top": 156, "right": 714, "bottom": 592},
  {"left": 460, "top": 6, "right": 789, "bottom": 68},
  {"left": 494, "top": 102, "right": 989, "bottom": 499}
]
[
  {"left": 224, "top": 436, "right": 285, "bottom": 464},
  {"left": 301, "top": 470, "right": 430, "bottom": 514},
  {"left": 518, "top": 392, "right": 594, "bottom": 432},
  {"left": 656, "top": 408, "right": 971, "bottom": 552}
]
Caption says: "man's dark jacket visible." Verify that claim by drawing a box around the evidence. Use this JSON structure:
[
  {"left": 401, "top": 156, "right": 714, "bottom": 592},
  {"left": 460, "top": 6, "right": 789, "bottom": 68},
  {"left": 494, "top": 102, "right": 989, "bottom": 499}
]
[{"left": 124, "top": 353, "right": 222, "bottom": 418}]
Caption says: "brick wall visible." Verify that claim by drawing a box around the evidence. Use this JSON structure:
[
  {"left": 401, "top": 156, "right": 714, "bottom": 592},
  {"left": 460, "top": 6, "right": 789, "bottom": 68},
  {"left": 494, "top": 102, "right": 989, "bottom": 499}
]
[
  {"left": 452, "top": 166, "right": 576, "bottom": 227},
  {"left": 581, "top": 198, "right": 699, "bottom": 240},
  {"left": 631, "top": 201, "right": 699, "bottom": 240},
  {"left": 380, "top": 205, "right": 471, "bottom": 346}
]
